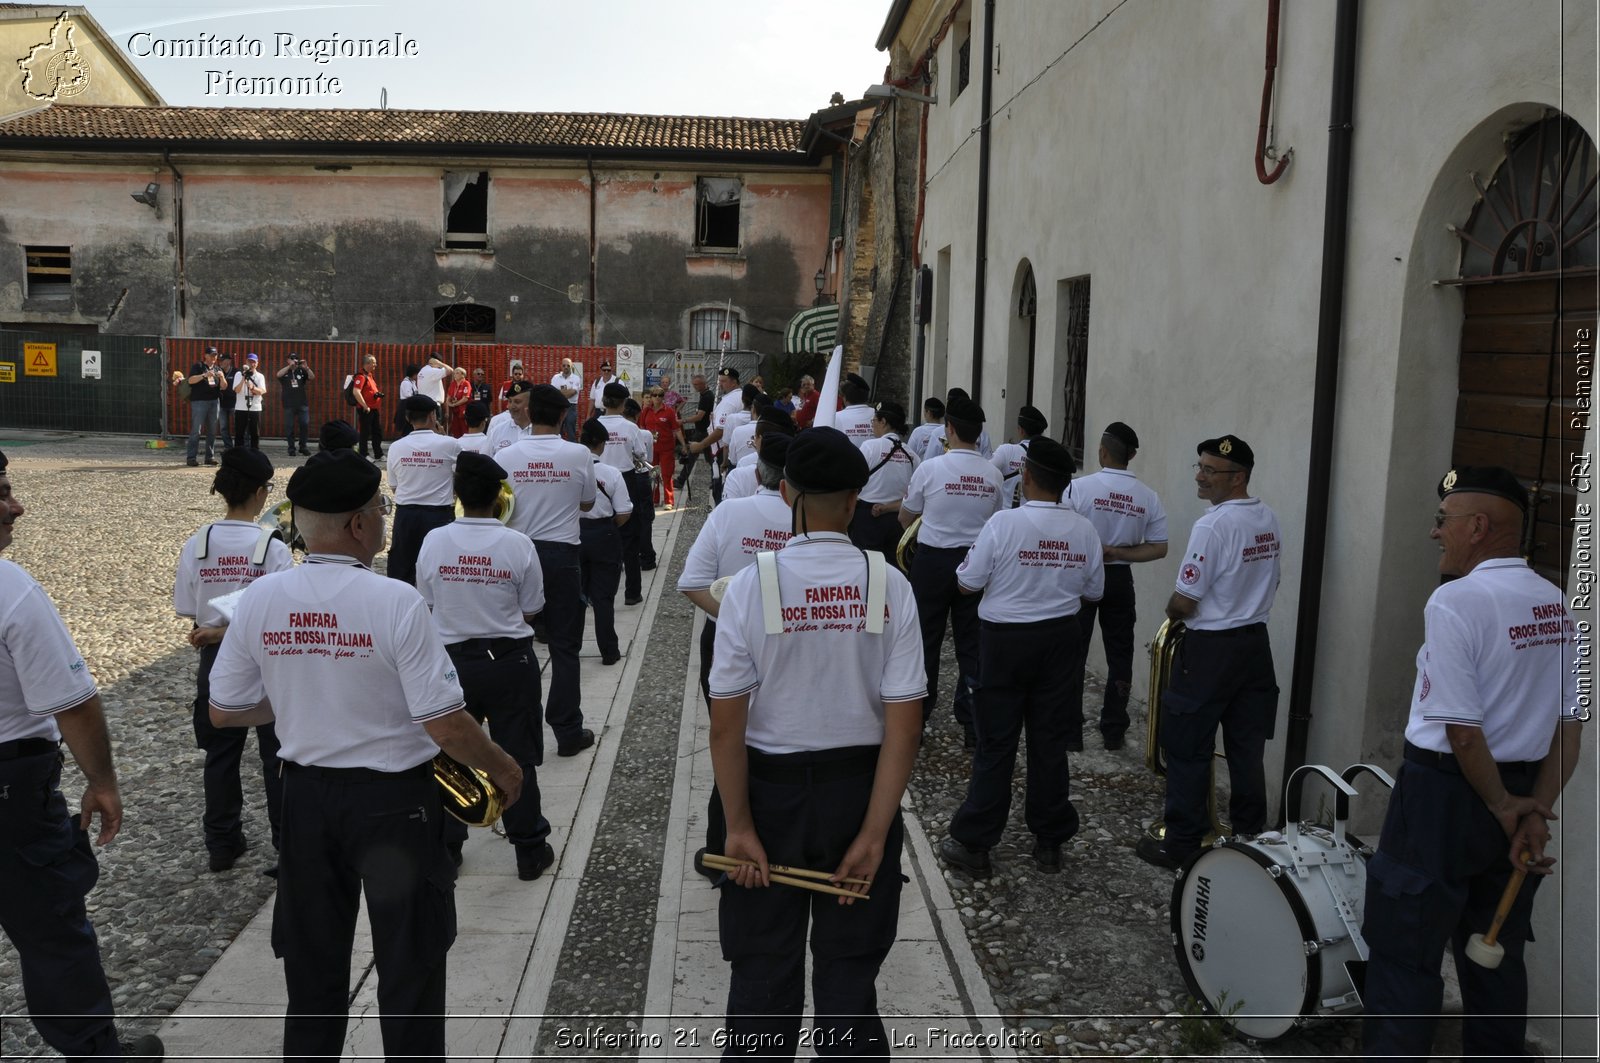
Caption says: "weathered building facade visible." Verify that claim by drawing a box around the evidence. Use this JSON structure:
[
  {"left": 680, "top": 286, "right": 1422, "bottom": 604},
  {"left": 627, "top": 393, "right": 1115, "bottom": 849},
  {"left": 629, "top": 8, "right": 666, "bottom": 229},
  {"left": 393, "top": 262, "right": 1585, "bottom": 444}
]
[{"left": 875, "top": 0, "right": 1597, "bottom": 1047}]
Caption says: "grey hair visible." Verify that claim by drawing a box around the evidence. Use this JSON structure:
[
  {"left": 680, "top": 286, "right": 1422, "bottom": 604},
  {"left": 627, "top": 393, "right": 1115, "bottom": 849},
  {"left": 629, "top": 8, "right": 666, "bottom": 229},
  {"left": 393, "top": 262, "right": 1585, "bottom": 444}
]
[{"left": 757, "top": 459, "right": 784, "bottom": 490}]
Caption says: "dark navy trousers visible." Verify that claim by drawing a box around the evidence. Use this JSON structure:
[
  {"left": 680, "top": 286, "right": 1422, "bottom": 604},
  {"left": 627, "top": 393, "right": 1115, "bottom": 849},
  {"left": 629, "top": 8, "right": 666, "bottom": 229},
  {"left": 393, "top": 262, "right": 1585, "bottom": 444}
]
[
  {"left": 532, "top": 539, "right": 586, "bottom": 746},
  {"left": 442, "top": 638, "right": 549, "bottom": 851},
  {"left": 195, "top": 640, "right": 283, "bottom": 854},
  {"left": 908, "top": 544, "right": 980, "bottom": 731},
  {"left": 387, "top": 504, "right": 454, "bottom": 587},
  {"left": 1070, "top": 564, "right": 1137, "bottom": 741},
  {"left": 579, "top": 518, "right": 623, "bottom": 659}
]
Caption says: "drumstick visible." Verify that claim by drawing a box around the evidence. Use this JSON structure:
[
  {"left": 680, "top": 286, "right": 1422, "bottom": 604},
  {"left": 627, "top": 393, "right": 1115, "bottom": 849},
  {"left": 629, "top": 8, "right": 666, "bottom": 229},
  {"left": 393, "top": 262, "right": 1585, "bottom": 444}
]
[
  {"left": 700, "top": 854, "right": 872, "bottom": 898},
  {"left": 700, "top": 853, "right": 871, "bottom": 885},
  {"left": 1464, "top": 854, "right": 1530, "bottom": 969}
]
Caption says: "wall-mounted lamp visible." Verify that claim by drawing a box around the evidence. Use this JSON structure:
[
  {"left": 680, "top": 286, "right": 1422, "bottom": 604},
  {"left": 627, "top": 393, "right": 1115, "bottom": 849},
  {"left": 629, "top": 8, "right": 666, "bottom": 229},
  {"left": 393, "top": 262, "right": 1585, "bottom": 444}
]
[
  {"left": 864, "top": 83, "right": 937, "bottom": 106},
  {"left": 131, "top": 181, "right": 161, "bottom": 216},
  {"left": 814, "top": 269, "right": 826, "bottom": 294}
]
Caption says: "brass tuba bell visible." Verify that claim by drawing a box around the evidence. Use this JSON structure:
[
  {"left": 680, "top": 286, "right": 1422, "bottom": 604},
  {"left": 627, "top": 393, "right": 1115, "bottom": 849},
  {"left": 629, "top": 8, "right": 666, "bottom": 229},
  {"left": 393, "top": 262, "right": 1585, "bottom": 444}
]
[
  {"left": 454, "top": 480, "right": 516, "bottom": 525},
  {"left": 895, "top": 515, "right": 921, "bottom": 575},
  {"left": 432, "top": 752, "right": 506, "bottom": 827},
  {"left": 1142, "top": 618, "right": 1227, "bottom": 845}
]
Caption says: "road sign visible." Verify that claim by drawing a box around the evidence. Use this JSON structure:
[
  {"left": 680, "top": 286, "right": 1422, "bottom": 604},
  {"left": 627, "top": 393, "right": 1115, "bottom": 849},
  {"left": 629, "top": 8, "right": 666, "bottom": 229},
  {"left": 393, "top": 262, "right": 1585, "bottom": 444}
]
[
  {"left": 82, "top": 349, "right": 102, "bottom": 379},
  {"left": 24, "top": 342, "right": 56, "bottom": 377}
]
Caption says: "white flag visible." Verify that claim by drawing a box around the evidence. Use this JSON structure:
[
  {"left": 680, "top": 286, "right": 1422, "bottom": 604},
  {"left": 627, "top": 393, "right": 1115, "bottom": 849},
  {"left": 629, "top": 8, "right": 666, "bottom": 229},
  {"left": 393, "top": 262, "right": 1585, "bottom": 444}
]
[{"left": 812, "top": 345, "right": 843, "bottom": 430}]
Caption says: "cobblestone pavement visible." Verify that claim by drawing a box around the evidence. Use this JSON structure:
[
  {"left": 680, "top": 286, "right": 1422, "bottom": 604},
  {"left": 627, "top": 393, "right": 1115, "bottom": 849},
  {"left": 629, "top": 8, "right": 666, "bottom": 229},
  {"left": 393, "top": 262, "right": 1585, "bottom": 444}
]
[{"left": 0, "top": 434, "right": 1387, "bottom": 1059}]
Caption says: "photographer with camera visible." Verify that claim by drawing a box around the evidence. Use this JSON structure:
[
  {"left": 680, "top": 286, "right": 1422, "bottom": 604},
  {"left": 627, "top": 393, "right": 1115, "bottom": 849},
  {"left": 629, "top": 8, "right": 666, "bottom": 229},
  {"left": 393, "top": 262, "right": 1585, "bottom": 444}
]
[{"left": 276, "top": 351, "right": 315, "bottom": 457}]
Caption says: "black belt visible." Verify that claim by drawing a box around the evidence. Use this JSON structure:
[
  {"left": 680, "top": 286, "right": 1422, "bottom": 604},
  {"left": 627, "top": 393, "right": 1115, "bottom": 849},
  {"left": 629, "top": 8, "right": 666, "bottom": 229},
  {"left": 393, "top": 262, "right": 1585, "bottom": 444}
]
[
  {"left": 283, "top": 760, "right": 432, "bottom": 782},
  {"left": 0, "top": 737, "right": 59, "bottom": 761},
  {"left": 446, "top": 635, "right": 534, "bottom": 656},
  {"left": 747, "top": 744, "right": 879, "bottom": 785},
  {"left": 396, "top": 503, "right": 455, "bottom": 513},
  {"left": 1402, "top": 740, "right": 1541, "bottom": 776},
  {"left": 1185, "top": 622, "right": 1267, "bottom": 638},
  {"left": 981, "top": 615, "right": 1079, "bottom": 632}
]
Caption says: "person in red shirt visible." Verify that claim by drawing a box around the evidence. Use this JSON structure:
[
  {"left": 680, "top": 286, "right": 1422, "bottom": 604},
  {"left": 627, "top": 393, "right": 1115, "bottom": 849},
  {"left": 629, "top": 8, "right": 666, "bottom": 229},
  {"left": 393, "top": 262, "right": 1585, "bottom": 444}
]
[
  {"left": 794, "top": 373, "right": 820, "bottom": 428},
  {"left": 445, "top": 366, "right": 472, "bottom": 437},
  {"left": 640, "top": 386, "right": 685, "bottom": 508},
  {"left": 496, "top": 361, "right": 525, "bottom": 411},
  {"left": 351, "top": 354, "right": 384, "bottom": 459}
]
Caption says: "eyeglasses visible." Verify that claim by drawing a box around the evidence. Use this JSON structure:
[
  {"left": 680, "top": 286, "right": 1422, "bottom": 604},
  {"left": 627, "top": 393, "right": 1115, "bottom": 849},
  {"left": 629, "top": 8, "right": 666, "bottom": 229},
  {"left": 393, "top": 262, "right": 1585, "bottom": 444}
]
[
  {"left": 1193, "top": 463, "right": 1238, "bottom": 478},
  {"left": 1432, "top": 511, "right": 1479, "bottom": 529}
]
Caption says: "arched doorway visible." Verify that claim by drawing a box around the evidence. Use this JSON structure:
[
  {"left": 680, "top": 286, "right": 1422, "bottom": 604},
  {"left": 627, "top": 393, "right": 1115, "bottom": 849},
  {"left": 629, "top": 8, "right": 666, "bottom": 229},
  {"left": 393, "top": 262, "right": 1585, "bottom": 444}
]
[{"left": 1448, "top": 112, "right": 1597, "bottom": 586}]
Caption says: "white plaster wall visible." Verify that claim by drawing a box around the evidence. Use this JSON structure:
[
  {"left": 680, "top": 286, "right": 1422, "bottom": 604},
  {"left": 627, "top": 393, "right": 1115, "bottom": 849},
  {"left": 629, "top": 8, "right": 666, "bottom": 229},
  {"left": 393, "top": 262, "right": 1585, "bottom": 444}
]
[{"left": 911, "top": 0, "right": 1596, "bottom": 1042}]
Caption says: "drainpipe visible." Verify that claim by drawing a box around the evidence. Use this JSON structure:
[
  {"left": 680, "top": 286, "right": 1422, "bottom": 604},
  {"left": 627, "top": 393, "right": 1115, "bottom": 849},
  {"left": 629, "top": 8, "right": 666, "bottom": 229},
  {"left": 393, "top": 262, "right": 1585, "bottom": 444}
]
[
  {"left": 1282, "top": 0, "right": 1360, "bottom": 808},
  {"left": 969, "top": 0, "right": 995, "bottom": 402},
  {"left": 163, "top": 150, "right": 187, "bottom": 336},
  {"left": 586, "top": 156, "right": 598, "bottom": 345}
]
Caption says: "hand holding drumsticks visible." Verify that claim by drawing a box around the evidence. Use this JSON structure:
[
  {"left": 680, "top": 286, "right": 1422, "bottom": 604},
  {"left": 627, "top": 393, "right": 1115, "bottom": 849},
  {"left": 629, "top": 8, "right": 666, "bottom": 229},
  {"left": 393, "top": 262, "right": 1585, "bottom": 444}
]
[{"left": 711, "top": 829, "right": 875, "bottom": 905}]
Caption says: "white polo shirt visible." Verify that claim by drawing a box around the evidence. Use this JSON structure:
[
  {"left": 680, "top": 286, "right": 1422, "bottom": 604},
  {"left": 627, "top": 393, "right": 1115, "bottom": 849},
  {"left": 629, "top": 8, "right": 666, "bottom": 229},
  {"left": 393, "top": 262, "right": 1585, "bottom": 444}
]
[
  {"left": 1405, "top": 557, "right": 1582, "bottom": 760},
  {"left": 495, "top": 434, "right": 598, "bottom": 545},
  {"left": 919, "top": 425, "right": 993, "bottom": 461},
  {"left": 721, "top": 452, "right": 761, "bottom": 501},
  {"left": 1174, "top": 497, "right": 1281, "bottom": 630},
  {"left": 551, "top": 371, "right": 583, "bottom": 406},
  {"left": 485, "top": 414, "right": 530, "bottom": 454},
  {"left": 458, "top": 432, "right": 494, "bottom": 456},
  {"left": 586, "top": 460, "right": 634, "bottom": 521},
  {"left": 417, "top": 363, "right": 450, "bottom": 404},
  {"left": 720, "top": 410, "right": 753, "bottom": 452},
  {"left": 208, "top": 556, "right": 463, "bottom": 770},
  {"left": 712, "top": 387, "right": 743, "bottom": 430},
  {"left": 1070, "top": 467, "right": 1169, "bottom": 562},
  {"left": 836, "top": 405, "right": 876, "bottom": 447},
  {"left": 726, "top": 421, "right": 759, "bottom": 465},
  {"left": 589, "top": 375, "right": 619, "bottom": 408},
  {"left": 677, "top": 489, "right": 793, "bottom": 592},
  {"left": 175, "top": 519, "right": 294, "bottom": 629},
  {"left": 902, "top": 448, "right": 1003, "bottom": 548},
  {"left": 990, "top": 440, "right": 1030, "bottom": 509},
  {"left": 386, "top": 430, "right": 462, "bottom": 506},
  {"left": 859, "top": 433, "right": 918, "bottom": 505},
  {"left": 708, "top": 533, "right": 927, "bottom": 753},
  {"left": 0, "top": 560, "right": 98, "bottom": 743},
  {"left": 906, "top": 422, "right": 941, "bottom": 459},
  {"left": 416, "top": 518, "right": 545, "bottom": 642},
  {"left": 233, "top": 369, "right": 266, "bottom": 412},
  {"left": 957, "top": 501, "right": 1104, "bottom": 622},
  {"left": 597, "top": 413, "right": 648, "bottom": 471}
]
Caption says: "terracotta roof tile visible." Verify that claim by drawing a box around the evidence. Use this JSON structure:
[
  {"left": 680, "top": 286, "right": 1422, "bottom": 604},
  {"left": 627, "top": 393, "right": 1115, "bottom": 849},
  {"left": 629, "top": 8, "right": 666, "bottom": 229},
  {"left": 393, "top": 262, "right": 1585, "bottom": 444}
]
[{"left": 0, "top": 104, "right": 809, "bottom": 157}]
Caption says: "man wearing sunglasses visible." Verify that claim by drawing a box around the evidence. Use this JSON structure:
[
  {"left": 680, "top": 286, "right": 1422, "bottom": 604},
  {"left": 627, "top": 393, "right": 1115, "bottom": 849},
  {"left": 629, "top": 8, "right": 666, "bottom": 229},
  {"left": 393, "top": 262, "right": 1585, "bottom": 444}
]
[{"left": 1138, "top": 434, "right": 1281, "bottom": 871}]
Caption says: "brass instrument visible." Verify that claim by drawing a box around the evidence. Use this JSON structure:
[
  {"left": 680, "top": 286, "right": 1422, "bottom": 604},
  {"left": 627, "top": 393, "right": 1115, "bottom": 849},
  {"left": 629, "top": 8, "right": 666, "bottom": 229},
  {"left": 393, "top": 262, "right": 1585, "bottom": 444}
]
[
  {"left": 895, "top": 516, "right": 921, "bottom": 574},
  {"left": 433, "top": 752, "right": 506, "bottom": 828},
  {"left": 1143, "top": 618, "right": 1227, "bottom": 845},
  {"left": 454, "top": 479, "right": 516, "bottom": 525},
  {"left": 262, "top": 499, "right": 305, "bottom": 552}
]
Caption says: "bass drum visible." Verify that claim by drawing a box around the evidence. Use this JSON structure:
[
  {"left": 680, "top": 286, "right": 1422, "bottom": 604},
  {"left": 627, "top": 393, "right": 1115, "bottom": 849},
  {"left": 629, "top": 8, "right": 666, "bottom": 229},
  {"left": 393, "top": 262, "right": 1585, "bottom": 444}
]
[{"left": 1168, "top": 763, "right": 1387, "bottom": 1041}]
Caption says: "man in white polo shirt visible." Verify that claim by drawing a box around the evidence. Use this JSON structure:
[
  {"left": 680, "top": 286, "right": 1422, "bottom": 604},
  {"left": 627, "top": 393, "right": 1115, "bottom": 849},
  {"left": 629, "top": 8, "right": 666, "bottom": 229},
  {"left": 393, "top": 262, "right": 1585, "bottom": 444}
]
[
  {"left": 990, "top": 405, "right": 1048, "bottom": 509},
  {"left": 851, "top": 400, "right": 917, "bottom": 558},
  {"left": 416, "top": 354, "right": 452, "bottom": 405},
  {"left": 834, "top": 372, "right": 876, "bottom": 446},
  {"left": 417, "top": 452, "right": 553, "bottom": 880},
  {"left": 941, "top": 438, "right": 1101, "bottom": 876},
  {"left": 596, "top": 383, "right": 651, "bottom": 605},
  {"left": 1138, "top": 434, "right": 1280, "bottom": 871},
  {"left": 496, "top": 384, "right": 598, "bottom": 757},
  {"left": 208, "top": 449, "right": 522, "bottom": 1062},
  {"left": 588, "top": 358, "right": 619, "bottom": 410},
  {"left": 487, "top": 380, "right": 534, "bottom": 453},
  {"left": 578, "top": 418, "right": 633, "bottom": 666},
  {"left": 1361, "top": 466, "right": 1584, "bottom": 1062},
  {"left": 385, "top": 395, "right": 462, "bottom": 586},
  {"left": 551, "top": 357, "right": 583, "bottom": 441},
  {"left": 1067, "top": 421, "right": 1167, "bottom": 750},
  {"left": 898, "top": 394, "right": 1003, "bottom": 744}
]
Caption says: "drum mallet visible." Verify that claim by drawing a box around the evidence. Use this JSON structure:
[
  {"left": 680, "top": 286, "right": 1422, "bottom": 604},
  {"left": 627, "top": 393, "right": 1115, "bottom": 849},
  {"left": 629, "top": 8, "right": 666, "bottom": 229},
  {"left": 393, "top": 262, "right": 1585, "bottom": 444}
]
[{"left": 1464, "top": 855, "right": 1530, "bottom": 969}]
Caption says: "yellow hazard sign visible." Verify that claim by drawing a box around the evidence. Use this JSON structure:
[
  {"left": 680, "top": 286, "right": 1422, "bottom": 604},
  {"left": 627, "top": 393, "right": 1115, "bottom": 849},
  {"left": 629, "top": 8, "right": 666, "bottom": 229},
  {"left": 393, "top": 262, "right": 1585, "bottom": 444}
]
[
  {"left": 0, "top": 362, "right": 14, "bottom": 383},
  {"left": 24, "top": 342, "right": 57, "bottom": 377}
]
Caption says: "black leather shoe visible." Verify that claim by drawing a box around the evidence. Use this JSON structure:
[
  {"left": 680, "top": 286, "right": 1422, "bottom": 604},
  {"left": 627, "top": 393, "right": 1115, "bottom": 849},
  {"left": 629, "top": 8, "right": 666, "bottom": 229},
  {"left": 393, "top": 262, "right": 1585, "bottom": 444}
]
[
  {"left": 208, "top": 838, "right": 250, "bottom": 873},
  {"left": 1135, "top": 834, "right": 1187, "bottom": 871},
  {"left": 516, "top": 841, "right": 555, "bottom": 881},
  {"left": 938, "top": 836, "right": 991, "bottom": 874},
  {"left": 557, "top": 729, "right": 595, "bottom": 757},
  {"left": 120, "top": 1034, "right": 165, "bottom": 1060},
  {"left": 1103, "top": 732, "right": 1126, "bottom": 751},
  {"left": 186, "top": 458, "right": 199, "bottom": 467},
  {"left": 624, "top": 594, "right": 643, "bottom": 606},
  {"left": 299, "top": 446, "right": 311, "bottom": 455},
  {"left": 601, "top": 652, "right": 621, "bottom": 665},
  {"left": 203, "top": 457, "right": 218, "bottom": 466},
  {"left": 1032, "top": 841, "right": 1062, "bottom": 874}
]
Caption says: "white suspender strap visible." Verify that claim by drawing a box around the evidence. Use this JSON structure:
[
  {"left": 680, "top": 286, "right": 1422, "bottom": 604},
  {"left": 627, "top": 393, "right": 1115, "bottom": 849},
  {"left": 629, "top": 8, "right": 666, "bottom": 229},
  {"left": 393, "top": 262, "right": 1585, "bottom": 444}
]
[
  {"left": 756, "top": 550, "right": 783, "bottom": 635},
  {"left": 865, "top": 550, "right": 887, "bottom": 635},
  {"left": 193, "top": 523, "right": 214, "bottom": 560},
  {"left": 251, "top": 524, "right": 282, "bottom": 566}
]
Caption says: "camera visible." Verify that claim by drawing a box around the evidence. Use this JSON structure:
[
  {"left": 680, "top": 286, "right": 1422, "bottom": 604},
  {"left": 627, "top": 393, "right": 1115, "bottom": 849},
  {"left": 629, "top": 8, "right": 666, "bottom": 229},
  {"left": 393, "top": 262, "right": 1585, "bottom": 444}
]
[{"left": 290, "top": 352, "right": 301, "bottom": 362}]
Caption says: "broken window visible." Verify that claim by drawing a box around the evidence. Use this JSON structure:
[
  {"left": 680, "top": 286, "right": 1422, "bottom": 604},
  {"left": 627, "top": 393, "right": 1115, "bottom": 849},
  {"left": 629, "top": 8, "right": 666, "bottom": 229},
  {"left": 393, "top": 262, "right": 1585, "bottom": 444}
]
[
  {"left": 690, "top": 307, "right": 740, "bottom": 350},
  {"left": 696, "top": 177, "right": 742, "bottom": 250},
  {"left": 444, "top": 171, "right": 489, "bottom": 250},
  {"left": 24, "top": 245, "right": 71, "bottom": 298},
  {"left": 433, "top": 303, "right": 496, "bottom": 337}
]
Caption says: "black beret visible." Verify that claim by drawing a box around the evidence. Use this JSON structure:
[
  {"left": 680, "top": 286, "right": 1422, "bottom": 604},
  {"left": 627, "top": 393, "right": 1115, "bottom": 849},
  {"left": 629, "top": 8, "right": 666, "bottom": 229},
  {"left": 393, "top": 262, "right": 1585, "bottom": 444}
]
[
  {"left": 1017, "top": 405, "right": 1047, "bottom": 435},
  {"left": 464, "top": 401, "right": 490, "bottom": 425},
  {"left": 844, "top": 372, "right": 870, "bottom": 393},
  {"left": 318, "top": 419, "right": 359, "bottom": 451},
  {"left": 1198, "top": 434, "right": 1254, "bottom": 470},
  {"left": 455, "top": 451, "right": 506, "bottom": 485},
  {"left": 403, "top": 394, "right": 439, "bottom": 417},
  {"left": 947, "top": 396, "right": 986, "bottom": 424},
  {"left": 219, "top": 446, "right": 273, "bottom": 483},
  {"left": 506, "top": 379, "right": 535, "bottom": 398},
  {"left": 757, "top": 406, "right": 796, "bottom": 434},
  {"left": 1104, "top": 421, "right": 1140, "bottom": 451},
  {"left": 1438, "top": 465, "right": 1528, "bottom": 512},
  {"left": 1025, "top": 437, "right": 1076, "bottom": 479},
  {"left": 784, "top": 427, "right": 869, "bottom": 492},
  {"left": 758, "top": 430, "right": 793, "bottom": 468},
  {"left": 579, "top": 417, "right": 609, "bottom": 447},
  {"left": 527, "top": 383, "right": 567, "bottom": 410},
  {"left": 603, "top": 381, "right": 630, "bottom": 406},
  {"left": 718, "top": 366, "right": 740, "bottom": 381},
  {"left": 287, "top": 450, "right": 380, "bottom": 513},
  {"left": 946, "top": 387, "right": 970, "bottom": 404}
]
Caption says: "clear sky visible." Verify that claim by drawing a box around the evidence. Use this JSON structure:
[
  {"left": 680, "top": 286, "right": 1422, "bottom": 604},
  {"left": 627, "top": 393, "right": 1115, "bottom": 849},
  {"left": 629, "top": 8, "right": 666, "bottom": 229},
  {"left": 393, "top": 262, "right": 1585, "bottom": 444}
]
[{"left": 101, "top": 0, "right": 895, "bottom": 118}]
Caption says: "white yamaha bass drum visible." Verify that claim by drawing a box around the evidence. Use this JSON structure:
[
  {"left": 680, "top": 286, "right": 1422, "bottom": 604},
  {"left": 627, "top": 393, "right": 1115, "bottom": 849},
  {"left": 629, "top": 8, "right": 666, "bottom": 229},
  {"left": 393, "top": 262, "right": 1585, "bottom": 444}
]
[{"left": 1169, "top": 763, "right": 1394, "bottom": 1041}]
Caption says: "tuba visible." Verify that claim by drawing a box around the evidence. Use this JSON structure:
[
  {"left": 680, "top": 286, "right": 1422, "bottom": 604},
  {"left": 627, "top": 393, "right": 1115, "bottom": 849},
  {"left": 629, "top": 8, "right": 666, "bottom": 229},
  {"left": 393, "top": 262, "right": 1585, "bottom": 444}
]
[
  {"left": 895, "top": 516, "right": 921, "bottom": 574},
  {"left": 455, "top": 480, "right": 516, "bottom": 525},
  {"left": 262, "top": 499, "right": 305, "bottom": 552},
  {"left": 433, "top": 752, "right": 506, "bottom": 827},
  {"left": 1142, "top": 618, "right": 1227, "bottom": 845}
]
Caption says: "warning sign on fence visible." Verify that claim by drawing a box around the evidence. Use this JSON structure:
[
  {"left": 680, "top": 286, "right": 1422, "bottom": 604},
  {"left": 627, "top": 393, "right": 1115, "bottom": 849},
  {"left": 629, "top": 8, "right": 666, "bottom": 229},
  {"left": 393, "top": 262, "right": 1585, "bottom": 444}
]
[
  {"left": 24, "top": 342, "right": 56, "bottom": 377},
  {"left": 0, "top": 362, "right": 15, "bottom": 383}
]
